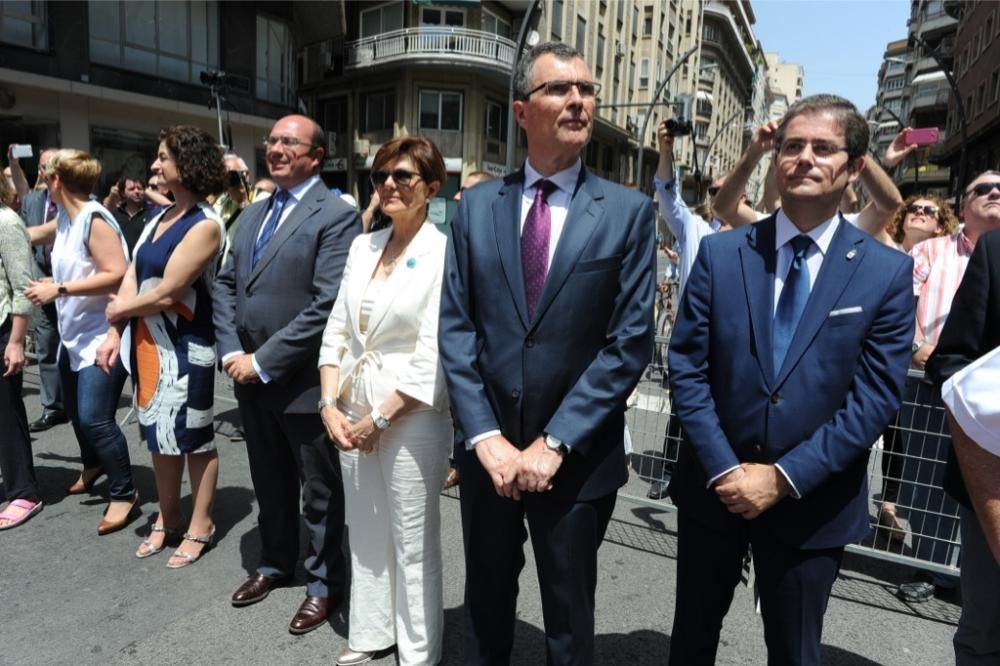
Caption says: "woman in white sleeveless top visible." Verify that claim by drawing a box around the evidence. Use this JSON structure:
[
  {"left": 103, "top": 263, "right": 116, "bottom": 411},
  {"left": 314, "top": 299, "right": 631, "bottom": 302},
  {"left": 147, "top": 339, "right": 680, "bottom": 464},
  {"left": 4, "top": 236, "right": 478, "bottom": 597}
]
[{"left": 25, "top": 149, "right": 136, "bottom": 535}]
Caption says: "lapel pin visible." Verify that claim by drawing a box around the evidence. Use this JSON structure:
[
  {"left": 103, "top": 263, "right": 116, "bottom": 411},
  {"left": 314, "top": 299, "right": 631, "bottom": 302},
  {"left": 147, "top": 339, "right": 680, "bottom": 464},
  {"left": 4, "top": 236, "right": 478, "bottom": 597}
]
[
  {"left": 846, "top": 249, "right": 857, "bottom": 261},
  {"left": 406, "top": 257, "right": 417, "bottom": 269}
]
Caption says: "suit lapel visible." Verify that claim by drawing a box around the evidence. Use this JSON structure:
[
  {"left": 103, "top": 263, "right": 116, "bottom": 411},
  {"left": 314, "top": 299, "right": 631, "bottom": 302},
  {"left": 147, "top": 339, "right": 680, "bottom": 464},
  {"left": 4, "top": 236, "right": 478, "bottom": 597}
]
[
  {"left": 494, "top": 171, "right": 530, "bottom": 330},
  {"left": 348, "top": 229, "right": 389, "bottom": 341},
  {"left": 531, "top": 168, "right": 602, "bottom": 325},
  {"left": 740, "top": 216, "right": 777, "bottom": 389},
  {"left": 365, "top": 224, "right": 437, "bottom": 336},
  {"left": 248, "top": 181, "right": 324, "bottom": 287},
  {"left": 237, "top": 202, "right": 268, "bottom": 283},
  {"left": 775, "top": 216, "right": 865, "bottom": 386}
]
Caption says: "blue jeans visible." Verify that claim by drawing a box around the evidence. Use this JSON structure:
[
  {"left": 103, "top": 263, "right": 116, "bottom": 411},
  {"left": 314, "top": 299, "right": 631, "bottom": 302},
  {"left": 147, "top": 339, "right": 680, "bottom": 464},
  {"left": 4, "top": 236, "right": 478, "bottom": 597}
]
[{"left": 58, "top": 349, "right": 134, "bottom": 500}]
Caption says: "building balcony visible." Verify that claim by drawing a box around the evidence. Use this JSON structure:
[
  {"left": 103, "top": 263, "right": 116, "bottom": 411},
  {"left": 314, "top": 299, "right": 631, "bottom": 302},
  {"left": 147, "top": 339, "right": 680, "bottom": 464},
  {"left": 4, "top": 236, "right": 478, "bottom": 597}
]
[
  {"left": 345, "top": 27, "right": 517, "bottom": 73},
  {"left": 911, "top": 88, "right": 950, "bottom": 111},
  {"left": 916, "top": 10, "right": 957, "bottom": 40}
]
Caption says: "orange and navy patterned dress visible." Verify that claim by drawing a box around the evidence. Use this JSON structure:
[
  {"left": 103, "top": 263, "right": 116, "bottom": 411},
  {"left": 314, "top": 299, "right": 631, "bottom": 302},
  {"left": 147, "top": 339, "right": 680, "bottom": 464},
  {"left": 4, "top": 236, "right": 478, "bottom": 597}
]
[{"left": 131, "top": 203, "right": 222, "bottom": 454}]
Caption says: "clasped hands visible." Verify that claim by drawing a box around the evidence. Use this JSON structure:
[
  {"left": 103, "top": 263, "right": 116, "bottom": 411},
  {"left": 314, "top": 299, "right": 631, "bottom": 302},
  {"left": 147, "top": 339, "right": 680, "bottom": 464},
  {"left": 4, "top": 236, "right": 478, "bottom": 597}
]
[
  {"left": 476, "top": 435, "right": 565, "bottom": 500},
  {"left": 321, "top": 405, "right": 381, "bottom": 454},
  {"left": 714, "top": 463, "right": 792, "bottom": 520},
  {"left": 222, "top": 353, "right": 260, "bottom": 384}
]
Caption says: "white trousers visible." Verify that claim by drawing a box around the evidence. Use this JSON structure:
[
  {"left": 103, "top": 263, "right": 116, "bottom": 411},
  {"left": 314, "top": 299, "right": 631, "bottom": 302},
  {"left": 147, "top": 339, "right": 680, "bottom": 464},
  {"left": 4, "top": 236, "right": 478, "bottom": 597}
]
[{"left": 340, "top": 408, "right": 452, "bottom": 666}]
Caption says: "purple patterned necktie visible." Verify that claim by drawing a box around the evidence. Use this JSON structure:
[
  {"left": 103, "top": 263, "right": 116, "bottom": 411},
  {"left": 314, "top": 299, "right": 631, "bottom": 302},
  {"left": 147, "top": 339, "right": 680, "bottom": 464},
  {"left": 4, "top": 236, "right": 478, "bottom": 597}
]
[{"left": 522, "top": 179, "right": 557, "bottom": 318}]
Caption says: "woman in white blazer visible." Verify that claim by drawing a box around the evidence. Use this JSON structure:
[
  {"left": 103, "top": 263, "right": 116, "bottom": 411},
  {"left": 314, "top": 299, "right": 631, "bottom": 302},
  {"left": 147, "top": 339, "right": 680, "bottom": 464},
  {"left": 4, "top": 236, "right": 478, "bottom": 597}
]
[{"left": 318, "top": 136, "right": 453, "bottom": 666}]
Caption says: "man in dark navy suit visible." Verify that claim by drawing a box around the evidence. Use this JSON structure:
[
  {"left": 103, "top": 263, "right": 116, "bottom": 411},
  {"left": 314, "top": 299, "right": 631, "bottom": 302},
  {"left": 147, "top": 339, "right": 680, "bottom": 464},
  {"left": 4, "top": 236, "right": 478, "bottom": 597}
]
[
  {"left": 439, "top": 42, "right": 655, "bottom": 665},
  {"left": 667, "top": 94, "right": 914, "bottom": 665}
]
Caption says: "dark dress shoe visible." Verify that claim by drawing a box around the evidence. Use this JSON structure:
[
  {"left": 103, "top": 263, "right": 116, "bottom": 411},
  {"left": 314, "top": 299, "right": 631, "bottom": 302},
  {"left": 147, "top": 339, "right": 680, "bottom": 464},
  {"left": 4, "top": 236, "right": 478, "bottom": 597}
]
[
  {"left": 289, "top": 596, "right": 329, "bottom": 635},
  {"left": 232, "top": 573, "right": 287, "bottom": 607},
  {"left": 29, "top": 412, "right": 68, "bottom": 432}
]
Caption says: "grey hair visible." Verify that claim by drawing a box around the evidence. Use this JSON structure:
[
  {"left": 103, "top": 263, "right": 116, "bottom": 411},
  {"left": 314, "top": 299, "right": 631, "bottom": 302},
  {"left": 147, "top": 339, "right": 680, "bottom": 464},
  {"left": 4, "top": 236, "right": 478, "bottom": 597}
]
[
  {"left": 223, "top": 152, "right": 249, "bottom": 172},
  {"left": 775, "top": 94, "right": 870, "bottom": 161},
  {"left": 512, "top": 42, "right": 585, "bottom": 101}
]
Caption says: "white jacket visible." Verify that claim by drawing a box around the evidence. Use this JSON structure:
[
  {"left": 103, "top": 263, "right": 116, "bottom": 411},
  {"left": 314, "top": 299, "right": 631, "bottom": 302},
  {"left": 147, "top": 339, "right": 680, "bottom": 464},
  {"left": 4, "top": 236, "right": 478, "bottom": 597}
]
[{"left": 318, "top": 222, "right": 449, "bottom": 412}]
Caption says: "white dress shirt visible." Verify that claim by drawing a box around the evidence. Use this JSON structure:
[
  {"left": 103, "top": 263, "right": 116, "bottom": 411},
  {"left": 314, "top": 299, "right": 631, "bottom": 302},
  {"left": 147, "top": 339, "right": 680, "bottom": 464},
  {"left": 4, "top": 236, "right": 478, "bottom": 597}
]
[{"left": 466, "top": 159, "right": 582, "bottom": 451}]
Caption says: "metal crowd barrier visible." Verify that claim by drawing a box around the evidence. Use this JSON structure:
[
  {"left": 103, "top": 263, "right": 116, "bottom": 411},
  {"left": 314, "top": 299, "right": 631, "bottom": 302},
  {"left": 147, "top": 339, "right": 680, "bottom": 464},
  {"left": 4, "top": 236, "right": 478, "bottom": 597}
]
[{"left": 621, "top": 339, "right": 962, "bottom": 577}]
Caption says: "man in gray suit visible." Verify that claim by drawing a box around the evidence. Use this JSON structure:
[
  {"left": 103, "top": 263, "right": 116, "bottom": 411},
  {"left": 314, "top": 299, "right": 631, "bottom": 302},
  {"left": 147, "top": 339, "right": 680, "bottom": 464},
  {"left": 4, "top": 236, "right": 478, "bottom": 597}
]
[
  {"left": 214, "top": 114, "right": 360, "bottom": 635},
  {"left": 16, "top": 147, "right": 67, "bottom": 432}
]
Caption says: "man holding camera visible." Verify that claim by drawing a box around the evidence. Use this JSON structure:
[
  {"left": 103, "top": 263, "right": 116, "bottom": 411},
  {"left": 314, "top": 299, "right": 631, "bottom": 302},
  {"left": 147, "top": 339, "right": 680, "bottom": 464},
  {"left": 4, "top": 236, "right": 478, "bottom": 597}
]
[{"left": 215, "top": 153, "right": 252, "bottom": 269}]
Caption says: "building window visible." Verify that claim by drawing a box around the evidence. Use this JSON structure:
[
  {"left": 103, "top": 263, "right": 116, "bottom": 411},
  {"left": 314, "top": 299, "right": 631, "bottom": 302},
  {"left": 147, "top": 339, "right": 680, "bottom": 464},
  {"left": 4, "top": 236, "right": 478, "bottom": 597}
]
[
  {"left": 991, "top": 68, "right": 999, "bottom": 104},
  {"left": 551, "top": 0, "right": 563, "bottom": 39},
  {"left": 886, "top": 76, "right": 905, "bottom": 91},
  {"left": 696, "top": 122, "right": 708, "bottom": 139},
  {"left": 482, "top": 8, "right": 511, "bottom": 39},
  {"left": 360, "top": 1, "right": 404, "bottom": 38},
  {"left": 616, "top": 0, "right": 624, "bottom": 26},
  {"left": 575, "top": 15, "right": 585, "bottom": 54},
  {"left": 640, "top": 58, "right": 649, "bottom": 88},
  {"left": 89, "top": 1, "right": 219, "bottom": 84},
  {"left": 632, "top": 5, "right": 638, "bottom": 39},
  {"left": 0, "top": 0, "right": 47, "bottom": 49},
  {"left": 485, "top": 100, "right": 507, "bottom": 142},
  {"left": 643, "top": 6, "right": 653, "bottom": 37},
  {"left": 703, "top": 23, "right": 719, "bottom": 42},
  {"left": 256, "top": 15, "right": 294, "bottom": 105},
  {"left": 977, "top": 83, "right": 986, "bottom": 115},
  {"left": 362, "top": 91, "right": 395, "bottom": 133},
  {"left": 420, "top": 7, "right": 464, "bottom": 27},
  {"left": 629, "top": 59, "right": 635, "bottom": 92},
  {"left": 596, "top": 32, "right": 605, "bottom": 77},
  {"left": 419, "top": 90, "right": 463, "bottom": 131}
]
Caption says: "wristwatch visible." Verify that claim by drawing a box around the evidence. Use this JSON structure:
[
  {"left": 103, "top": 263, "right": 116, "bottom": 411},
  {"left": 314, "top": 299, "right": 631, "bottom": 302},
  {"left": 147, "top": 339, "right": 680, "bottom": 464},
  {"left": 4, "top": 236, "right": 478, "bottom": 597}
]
[
  {"left": 370, "top": 406, "right": 391, "bottom": 431},
  {"left": 544, "top": 434, "right": 567, "bottom": 454},
  {"left": 911, "top": 340, "right": 925, "bottom": 354},
  {"left": 317, "top": 396, "right": 335, "bottom": 412},
  {"left": 57, "top": 283, "right": 68, "bottom": 296}
]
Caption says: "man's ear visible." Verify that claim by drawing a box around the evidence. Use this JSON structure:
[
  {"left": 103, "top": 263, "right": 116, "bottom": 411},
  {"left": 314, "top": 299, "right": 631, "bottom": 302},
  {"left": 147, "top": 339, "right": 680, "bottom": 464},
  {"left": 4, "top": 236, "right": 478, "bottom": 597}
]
[
  {"left": 512, "top": 100, "right": 527, "bottom": 129},
  {"left": 846, "top": 155, "right": 865, "bottom": 183}
]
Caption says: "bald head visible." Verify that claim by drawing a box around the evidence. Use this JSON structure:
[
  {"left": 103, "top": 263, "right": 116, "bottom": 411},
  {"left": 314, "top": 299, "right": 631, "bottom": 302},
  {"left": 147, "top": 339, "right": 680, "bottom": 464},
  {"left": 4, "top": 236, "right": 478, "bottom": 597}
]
[{"left": 266, "top": 115, "right": 326, "bottom": 189}]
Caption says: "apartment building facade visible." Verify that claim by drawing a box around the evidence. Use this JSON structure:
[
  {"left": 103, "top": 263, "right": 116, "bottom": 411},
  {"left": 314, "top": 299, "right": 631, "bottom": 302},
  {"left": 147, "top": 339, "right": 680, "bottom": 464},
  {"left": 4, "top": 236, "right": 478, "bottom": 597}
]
[{"left": 0, "top": 1, "right": 295, "bottom": 191}]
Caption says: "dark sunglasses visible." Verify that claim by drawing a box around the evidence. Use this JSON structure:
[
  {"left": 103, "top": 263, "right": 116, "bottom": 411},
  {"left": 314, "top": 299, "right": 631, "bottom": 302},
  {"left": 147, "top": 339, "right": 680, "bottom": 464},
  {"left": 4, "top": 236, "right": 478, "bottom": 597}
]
[
  {"left": 370, "top": 168, "right": 422, "bottom": 188},
  {"left": 707, "top": 187, "right": 720, "bottom": 196},
  {"left": 967, "top": 181, "right": 1000, "bottom": 198},
  {"left": 905, "top": 204, "right": 939, "bottom": 216},
  {"left": 524, "top": 79, "right": 602, "bottom": 99}
]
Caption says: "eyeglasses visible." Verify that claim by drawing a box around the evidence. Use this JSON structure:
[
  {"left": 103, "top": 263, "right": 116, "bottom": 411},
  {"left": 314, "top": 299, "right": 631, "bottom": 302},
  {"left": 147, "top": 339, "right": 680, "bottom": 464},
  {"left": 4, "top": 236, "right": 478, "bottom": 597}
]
[
  {"left": 707, "top": 187, "right": 720, "bottom": 196},
  {"left": 370, "top": 168, "right": 422, "bottom": 188},
  {"left": 263, "top": 135, "right": 314, "bottom": 150},
  {"left": 777, "top": 140, "right": 849, "bottom": 160},
  {"left": 967, "top": 181, "right": 1000, "bottom": 198},
  {"left": 524, "top": 79, "right": 602, "bottom": 99},
  {"left": 906, "top": 204, "right": 939, "bottom": 216}
]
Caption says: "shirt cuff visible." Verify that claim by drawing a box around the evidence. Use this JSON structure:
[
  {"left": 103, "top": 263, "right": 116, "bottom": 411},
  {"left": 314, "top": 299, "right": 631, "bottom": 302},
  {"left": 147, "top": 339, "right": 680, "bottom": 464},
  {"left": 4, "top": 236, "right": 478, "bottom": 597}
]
[
  {"left": 221, "top": 351, "right": 241, "bottom": 364},
  {"left": 706, "top": 464, "right": 742, "bottom": 489},
  {"left": 774, "top": 464, "right": 801, "bottom": 499},
  {"left": 466, "top": 430, "right": 501, "bottom": 450},
  {"left": 251, "top": 354, "right": 272, "bottom": 384},
  {"left": 652, "top": 173, "right": 676, "bottom": 191}
]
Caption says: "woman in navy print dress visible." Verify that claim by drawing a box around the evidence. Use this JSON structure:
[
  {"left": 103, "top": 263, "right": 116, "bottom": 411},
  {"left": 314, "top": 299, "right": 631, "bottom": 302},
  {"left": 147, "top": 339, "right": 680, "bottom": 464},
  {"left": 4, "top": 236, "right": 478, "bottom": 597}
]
[{"left": 97, "top": 125, "right": 225, "bottom": 568}]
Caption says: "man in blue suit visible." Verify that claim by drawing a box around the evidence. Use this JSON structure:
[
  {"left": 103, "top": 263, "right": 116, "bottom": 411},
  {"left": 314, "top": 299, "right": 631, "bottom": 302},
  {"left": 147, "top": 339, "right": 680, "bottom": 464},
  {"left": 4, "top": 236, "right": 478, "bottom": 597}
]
[
  {"left": 667, "top": 95, "right": 915, "bottom": 666},
  {"left": 439, "top": 42, "right": 655, "bottom": 664}
]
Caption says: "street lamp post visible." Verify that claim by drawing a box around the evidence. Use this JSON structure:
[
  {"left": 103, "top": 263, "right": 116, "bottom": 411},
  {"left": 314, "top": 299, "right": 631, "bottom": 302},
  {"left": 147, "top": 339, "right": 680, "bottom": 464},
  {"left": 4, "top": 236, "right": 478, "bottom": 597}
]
[
  {"left": 505, "top": 0, "right": 542, "bottom": 173},
  {"left": 908, "top": 33, "right": 968, "bottom": 208},
  {"left": 636, "top": 45, "right": 699, "bottom": 189}
]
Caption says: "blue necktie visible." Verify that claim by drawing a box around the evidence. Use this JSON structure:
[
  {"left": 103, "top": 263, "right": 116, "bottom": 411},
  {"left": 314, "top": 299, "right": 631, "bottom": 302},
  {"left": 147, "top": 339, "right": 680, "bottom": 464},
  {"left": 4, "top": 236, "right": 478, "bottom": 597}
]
[
  {"left": 773, "top": 235, "right": 813, "bottom": 375},
  {"left": 252, "top": 190, "right": 289, "bottom": 268}
]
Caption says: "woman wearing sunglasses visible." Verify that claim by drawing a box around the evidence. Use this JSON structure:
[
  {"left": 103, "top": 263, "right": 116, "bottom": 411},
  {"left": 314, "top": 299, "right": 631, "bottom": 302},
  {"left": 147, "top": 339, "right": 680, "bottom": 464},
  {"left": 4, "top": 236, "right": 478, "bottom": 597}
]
[
  {"left": 24, "top": 149, "right": 137, "bottom": 535},
  {"left": 874, "top": 194, "right": 959, "bottom": 541},
  {"left": 318, "top": 136, "right": 452, "bottom": 666}
]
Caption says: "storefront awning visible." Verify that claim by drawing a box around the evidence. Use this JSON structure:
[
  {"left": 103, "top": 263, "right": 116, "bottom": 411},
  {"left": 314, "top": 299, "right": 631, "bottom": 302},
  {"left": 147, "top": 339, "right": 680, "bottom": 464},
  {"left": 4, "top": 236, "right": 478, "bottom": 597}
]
[{"left": 911, "top": 71, "right": 947, "bottom": 85}]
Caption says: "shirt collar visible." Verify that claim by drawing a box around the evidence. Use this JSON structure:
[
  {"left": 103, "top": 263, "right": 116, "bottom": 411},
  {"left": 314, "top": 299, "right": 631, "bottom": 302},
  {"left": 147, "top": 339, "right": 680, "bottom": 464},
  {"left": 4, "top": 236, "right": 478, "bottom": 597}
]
[
  {"left": 523, "top": 158, "right": 581, "bottom": 195},
  {"left": 775, "top": 208, "right": 840, "bottom": 256},
  {"left": 280, "top": 174, "right": 321, "bottom": 202}
]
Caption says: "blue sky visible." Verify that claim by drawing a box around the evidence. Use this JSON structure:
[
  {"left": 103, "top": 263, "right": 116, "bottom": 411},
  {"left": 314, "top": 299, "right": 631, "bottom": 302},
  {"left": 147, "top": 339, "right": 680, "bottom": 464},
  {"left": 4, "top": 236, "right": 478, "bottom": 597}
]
[{"left": 751, "top": 0, "right": 912, "bottom": 113}]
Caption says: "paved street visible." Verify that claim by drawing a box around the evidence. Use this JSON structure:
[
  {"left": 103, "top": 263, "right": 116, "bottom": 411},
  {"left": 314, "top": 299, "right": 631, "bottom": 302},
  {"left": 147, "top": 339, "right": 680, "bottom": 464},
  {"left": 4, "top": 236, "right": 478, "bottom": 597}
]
[{"left": 4, "top": 365, "right": 960, "bottom": 665}]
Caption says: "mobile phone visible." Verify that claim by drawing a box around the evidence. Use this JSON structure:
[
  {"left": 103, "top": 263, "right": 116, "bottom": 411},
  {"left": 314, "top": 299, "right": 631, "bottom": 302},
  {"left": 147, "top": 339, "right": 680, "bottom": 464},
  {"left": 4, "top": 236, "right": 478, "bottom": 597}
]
[
  {"left": 11, "top": 144, "right": 33, "bottom": 159},
  {"left": 905, "top": 127, "right": 940, "bottom": 146}
]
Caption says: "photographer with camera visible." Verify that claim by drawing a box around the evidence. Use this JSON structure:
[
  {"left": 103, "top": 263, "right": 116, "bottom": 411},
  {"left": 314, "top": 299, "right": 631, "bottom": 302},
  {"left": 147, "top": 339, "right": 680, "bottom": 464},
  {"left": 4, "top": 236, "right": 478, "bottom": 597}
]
[{"left": 214, "top": 153, "right": 252, "bottom": 269}]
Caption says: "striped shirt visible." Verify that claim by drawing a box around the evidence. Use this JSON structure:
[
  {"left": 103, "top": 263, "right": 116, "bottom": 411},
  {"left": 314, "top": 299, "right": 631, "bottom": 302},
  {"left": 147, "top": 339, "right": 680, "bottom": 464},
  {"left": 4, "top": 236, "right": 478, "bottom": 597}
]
[{"left": 910, "top": 231, "right": 975, "bottom": 346}]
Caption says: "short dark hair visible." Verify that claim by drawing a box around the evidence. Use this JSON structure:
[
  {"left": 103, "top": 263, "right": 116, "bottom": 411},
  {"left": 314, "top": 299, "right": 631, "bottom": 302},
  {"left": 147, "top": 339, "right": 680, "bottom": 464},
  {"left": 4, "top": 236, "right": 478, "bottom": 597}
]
[
  {"left": 116, "top": 173, "right": 144, "bottom": 193},
  {"left": 775, "top": 94, "right": 869, "bottom": 161},
  {"left": 372, "top": 136, "right": 447, "bottom": 188},
  {"left": 159, "top": 125, "right": 226, "bottom": 198},
  {"left": 512, "top": 42, "right": 585, "bottom": 101}
]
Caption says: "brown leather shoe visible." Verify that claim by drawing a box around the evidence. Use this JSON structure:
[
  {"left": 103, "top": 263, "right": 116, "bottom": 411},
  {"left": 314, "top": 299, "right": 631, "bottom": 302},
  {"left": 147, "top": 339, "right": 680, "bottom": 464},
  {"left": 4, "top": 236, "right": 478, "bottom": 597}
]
[
  {"left": 97, "top": 493, "right": 139, "bottom": 535},
  {"left": 232, "top": 573, "right": 287, "bottom": 607},
  {"left": 288, "top": 595, "right": 329, "bottom": 635}
]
